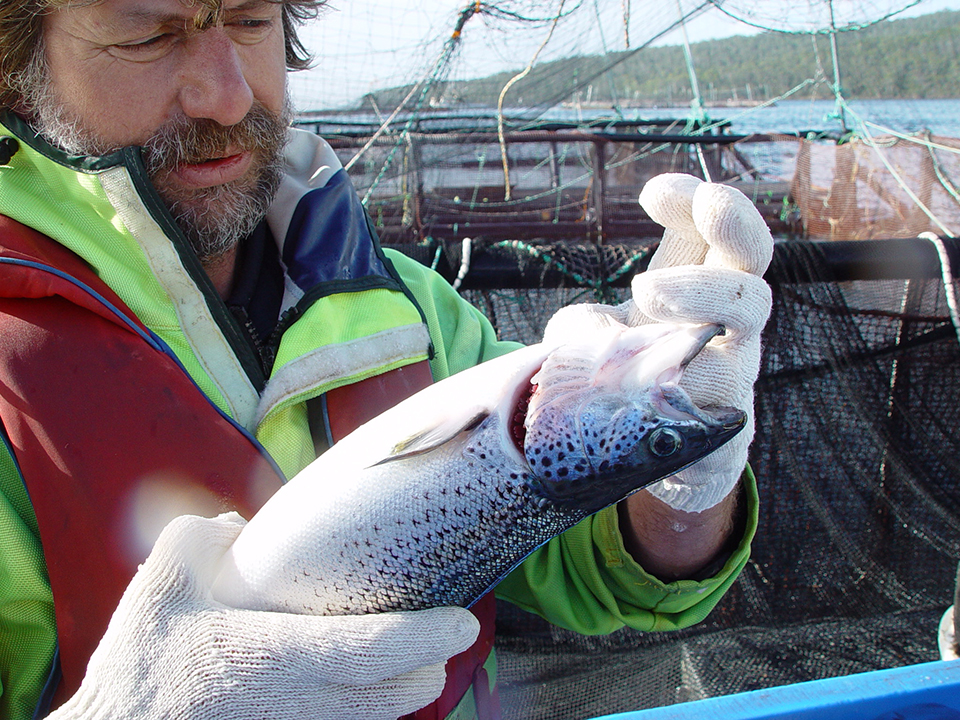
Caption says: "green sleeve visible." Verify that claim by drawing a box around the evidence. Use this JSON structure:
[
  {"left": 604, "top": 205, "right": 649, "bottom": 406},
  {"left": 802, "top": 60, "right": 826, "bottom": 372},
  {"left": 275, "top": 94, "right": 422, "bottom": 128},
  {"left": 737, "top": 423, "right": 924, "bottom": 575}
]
[
  {"left": 0, "top": 439, "right": 57, "bottom": 720},
  {"left": 387, "top": 249, "right": 758, "bottom": 634},
  {"left": 384, "top": 250, "right": 523, "bottom": 379},
  {"left": 494, "top": 468, "right": 758, "bottom": 634}
]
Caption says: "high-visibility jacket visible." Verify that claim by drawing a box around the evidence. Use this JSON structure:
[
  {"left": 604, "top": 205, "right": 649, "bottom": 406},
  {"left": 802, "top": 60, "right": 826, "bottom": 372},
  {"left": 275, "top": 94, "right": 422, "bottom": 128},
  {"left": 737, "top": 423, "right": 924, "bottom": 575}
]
[{"left": 0, "top": 111, "right": 758, "bottom": 720}]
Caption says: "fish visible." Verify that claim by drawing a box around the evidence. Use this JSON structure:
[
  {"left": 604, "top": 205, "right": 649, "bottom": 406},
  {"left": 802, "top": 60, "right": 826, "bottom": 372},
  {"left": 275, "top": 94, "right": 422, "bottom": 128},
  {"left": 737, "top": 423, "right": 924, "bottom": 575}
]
[{"left": 212, "top": 313, "right": 745, "bottom": 616}]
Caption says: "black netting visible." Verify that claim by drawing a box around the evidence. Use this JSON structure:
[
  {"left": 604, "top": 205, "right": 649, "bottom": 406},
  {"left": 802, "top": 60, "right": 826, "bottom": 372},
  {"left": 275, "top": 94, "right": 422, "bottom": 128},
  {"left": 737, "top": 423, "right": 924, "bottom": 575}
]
[{"left": 453, "top": 240, "right": 960, "bottom": 718}]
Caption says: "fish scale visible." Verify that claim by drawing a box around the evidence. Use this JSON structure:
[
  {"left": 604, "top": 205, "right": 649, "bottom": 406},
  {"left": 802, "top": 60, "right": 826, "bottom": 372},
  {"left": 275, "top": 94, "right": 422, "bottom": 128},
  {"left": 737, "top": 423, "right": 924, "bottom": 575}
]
[
  {"left": 213, "top": 320, "right": 746, "bottom": 615},
  {"left": 263, "top": 420, "right": 556, "bottom": 615}
]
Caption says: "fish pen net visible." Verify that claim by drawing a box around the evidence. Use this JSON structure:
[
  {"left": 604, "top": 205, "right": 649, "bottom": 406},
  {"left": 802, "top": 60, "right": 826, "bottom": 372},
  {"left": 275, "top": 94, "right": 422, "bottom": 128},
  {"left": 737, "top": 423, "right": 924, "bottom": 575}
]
[
  {"left": 791, "top": 133, "right": 960, "bottom": 241},
  {"left": 432, "top": 237, "right": 960, "bottom": 718},
  {"left": 316, "top": 127, "right": 800, "bottom": 248}
]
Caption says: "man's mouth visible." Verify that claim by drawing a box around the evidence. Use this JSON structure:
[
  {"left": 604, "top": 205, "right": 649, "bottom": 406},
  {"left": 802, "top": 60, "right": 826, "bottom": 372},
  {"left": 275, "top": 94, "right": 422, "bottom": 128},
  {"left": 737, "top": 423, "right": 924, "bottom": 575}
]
[{"left": 170, "top": 150, "right": 254, "bottom": 189}]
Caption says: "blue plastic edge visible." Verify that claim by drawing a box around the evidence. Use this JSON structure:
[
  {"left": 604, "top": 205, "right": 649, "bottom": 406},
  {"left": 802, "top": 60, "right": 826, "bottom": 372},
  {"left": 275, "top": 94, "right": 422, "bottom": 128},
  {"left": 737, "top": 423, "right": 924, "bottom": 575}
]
[{"left": 591, "top": 660, "right": 960, "bottom": 720}]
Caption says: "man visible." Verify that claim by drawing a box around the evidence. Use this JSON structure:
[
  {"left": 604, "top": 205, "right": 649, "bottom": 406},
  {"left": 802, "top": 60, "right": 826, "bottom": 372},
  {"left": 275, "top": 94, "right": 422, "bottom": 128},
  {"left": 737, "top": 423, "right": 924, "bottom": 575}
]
[{"left": 0, "top": 0, "right": 772, "bottom": 718}]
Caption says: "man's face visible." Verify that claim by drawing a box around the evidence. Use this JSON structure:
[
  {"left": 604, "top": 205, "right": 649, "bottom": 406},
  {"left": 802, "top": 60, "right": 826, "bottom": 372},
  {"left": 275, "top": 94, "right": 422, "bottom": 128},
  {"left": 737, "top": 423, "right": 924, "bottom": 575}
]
[{"left": 36, "top": 0, "right": 291, "bottom": 260}]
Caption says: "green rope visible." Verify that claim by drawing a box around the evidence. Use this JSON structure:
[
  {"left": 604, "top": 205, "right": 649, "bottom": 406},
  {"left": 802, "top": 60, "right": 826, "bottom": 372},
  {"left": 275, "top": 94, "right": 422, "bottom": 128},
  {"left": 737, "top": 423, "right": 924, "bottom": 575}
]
[
  {"left": 359, "top": 3, "right": 483, "bottom": 206},
  {"left": 492, "top": 239, "right": 653, "bottom": 302},
  {"left": 924, "top": 132, "right": 960, "bottom": 210}
]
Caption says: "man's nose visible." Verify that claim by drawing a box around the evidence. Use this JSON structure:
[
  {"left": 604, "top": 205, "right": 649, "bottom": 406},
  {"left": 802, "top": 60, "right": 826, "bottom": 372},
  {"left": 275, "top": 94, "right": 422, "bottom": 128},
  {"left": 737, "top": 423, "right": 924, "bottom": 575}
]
[{"left": 177, "top": 28, "right": 254, "bottom": 126}]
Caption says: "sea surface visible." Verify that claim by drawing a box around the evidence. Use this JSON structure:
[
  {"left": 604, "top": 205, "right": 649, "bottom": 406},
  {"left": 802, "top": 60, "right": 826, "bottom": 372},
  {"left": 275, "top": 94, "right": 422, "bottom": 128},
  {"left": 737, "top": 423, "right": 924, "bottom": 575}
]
[
  {"left": 611, "top": 98, "right": 960, "bottom": 138},
  {"left": 304, "top": 99, "right": 960, "bottom": 137},
  {"left": 540, "top": 98, "right": 960, "bottom": 180},
  {"left": 303, "top": 98, "right": 960, "bottom": 182}
]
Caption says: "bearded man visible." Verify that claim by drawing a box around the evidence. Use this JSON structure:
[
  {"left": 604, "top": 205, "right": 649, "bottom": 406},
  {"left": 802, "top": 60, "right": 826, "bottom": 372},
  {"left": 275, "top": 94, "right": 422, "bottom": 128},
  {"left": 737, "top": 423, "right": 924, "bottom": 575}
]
[{"left": 0, "top": 1, "right": 772, "bottom": 719}]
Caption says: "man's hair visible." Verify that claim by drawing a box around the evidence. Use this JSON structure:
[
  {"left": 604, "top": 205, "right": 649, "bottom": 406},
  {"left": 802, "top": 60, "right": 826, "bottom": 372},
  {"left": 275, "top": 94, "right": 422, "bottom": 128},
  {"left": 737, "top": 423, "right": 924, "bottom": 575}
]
[{"left": 0, "top": 0, "right": 327, "bottom": 109}]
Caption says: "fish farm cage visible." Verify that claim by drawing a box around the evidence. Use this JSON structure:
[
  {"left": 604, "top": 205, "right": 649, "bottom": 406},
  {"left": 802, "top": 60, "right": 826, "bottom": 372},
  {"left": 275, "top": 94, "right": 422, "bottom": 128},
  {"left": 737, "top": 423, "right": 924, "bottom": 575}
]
[
  {"left": 303, "top": 113, "right": 960, "bottom": 248},
  {"left": 301, "top": 114, "right": 803, "bottom": 246},
  {"left": 310, "top": 117, "right": 960, "bottom": 717}
]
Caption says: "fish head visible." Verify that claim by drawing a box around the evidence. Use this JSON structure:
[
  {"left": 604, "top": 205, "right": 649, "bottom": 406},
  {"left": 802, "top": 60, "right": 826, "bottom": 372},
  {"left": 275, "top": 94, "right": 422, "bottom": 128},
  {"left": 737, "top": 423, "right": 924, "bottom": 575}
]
[{"left": 519, "top": 322, "right": 746, "bottom": 512}]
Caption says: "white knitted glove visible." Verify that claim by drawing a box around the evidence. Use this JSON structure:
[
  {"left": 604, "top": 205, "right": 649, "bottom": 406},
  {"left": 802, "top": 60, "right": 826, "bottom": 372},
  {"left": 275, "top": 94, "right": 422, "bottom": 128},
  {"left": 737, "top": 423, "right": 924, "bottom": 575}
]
[
  {"left": 48, "top": 513, "right": 479, "bottom": 720},
  {"left": 939, "top": 605, "right": 958, "bottom": 661},
  {"left": 623, "top": 173, "right": 773, "bottom": 512}
]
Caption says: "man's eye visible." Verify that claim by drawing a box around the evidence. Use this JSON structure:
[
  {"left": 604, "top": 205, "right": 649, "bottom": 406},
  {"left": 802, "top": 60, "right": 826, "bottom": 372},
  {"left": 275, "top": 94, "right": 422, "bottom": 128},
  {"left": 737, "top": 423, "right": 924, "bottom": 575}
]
[
  {"left": 230, "top": 17, "right": 275, "bottom": 40},
  {"left": 114, "top": 34, "right": 175, "bottom": 56},
  {"left": 237, "top": 18, "right": 272, "bottom": 29}
]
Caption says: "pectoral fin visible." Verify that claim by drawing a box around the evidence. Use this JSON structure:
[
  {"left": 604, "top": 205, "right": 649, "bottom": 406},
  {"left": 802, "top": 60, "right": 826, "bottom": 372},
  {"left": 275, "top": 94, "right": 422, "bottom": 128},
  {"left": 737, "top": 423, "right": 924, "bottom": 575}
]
[{"left": 371, "top": 408, "right": 490, "bottom": 466}]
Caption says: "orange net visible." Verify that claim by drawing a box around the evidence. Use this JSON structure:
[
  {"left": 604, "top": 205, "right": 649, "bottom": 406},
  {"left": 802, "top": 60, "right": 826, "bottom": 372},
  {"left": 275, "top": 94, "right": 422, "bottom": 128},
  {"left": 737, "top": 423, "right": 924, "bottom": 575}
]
[{"left": 790, "top": 133, "right": 960, "bottom": 240}]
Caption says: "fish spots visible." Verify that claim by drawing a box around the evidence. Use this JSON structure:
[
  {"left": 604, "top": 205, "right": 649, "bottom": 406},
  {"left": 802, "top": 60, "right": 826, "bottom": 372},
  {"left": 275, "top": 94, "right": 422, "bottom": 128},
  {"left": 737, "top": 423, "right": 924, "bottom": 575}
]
[
  {"left": 218, "top": 322, "right": 747, "bottom": 615},
  {"left": 524, "top": 394, "right": 680, "bottom": 506}
]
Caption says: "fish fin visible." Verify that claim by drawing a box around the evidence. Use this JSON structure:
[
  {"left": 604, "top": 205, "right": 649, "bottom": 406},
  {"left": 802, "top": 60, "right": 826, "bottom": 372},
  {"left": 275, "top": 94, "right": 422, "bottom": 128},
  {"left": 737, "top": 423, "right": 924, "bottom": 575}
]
[{"left": 371, "top": 408, "right": 490, "bottom": 466}]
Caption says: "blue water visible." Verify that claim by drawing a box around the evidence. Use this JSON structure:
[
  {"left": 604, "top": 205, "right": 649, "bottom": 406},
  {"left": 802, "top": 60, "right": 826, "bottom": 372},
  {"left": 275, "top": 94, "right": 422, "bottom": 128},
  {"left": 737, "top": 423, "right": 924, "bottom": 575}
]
[
  {"left": 606, "top": 98, "right": 960, "bottom": 181},
  {"left": 302, "top": 98, "right": 960, "bottom": 139},
  {"left": 302, "top": 98, "right": 960, "bottom": 181},
  {"left": 536, "top": 98, "right": 960, "bottom": 137},
  {"left": 712, "top": 98, "right": 960, "bottom": 137}
]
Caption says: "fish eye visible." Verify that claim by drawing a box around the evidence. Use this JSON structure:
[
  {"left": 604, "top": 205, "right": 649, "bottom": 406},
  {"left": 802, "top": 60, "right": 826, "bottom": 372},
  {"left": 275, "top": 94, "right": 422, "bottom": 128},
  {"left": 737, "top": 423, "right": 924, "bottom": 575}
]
[{"left": 648, "top": 428, "right": 683, "bottom": 458}]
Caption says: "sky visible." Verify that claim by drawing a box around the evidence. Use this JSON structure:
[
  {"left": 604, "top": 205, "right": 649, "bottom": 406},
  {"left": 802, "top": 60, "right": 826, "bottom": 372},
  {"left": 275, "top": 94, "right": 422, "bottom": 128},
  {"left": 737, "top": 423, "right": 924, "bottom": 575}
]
[{"left": 287, "top": 0, "right": 960, "bottom": 111}]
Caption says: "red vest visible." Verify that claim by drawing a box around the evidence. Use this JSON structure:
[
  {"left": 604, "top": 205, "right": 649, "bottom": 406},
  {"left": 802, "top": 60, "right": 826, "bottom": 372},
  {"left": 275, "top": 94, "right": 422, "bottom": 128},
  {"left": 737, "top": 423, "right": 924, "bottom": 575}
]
[{"left": 0, "top": 216, "right": 498, "bottom": 719}]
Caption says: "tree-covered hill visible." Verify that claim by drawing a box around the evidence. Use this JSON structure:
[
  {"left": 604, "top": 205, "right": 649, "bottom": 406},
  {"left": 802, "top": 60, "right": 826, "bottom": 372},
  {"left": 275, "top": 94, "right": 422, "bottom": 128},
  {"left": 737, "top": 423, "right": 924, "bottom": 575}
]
[{"left": 365, "top": 9, "right": 960, "bottom": 110}]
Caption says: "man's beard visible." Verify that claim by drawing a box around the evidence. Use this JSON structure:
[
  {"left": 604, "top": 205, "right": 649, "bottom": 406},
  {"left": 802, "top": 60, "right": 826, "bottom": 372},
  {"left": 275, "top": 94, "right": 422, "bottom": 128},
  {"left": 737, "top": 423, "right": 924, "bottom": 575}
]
[
  {"left": 17, "top": 47, "right": 290, "bottom": 263},
  {"left": 140, "top": 107, "right": 291, "bottom": 262}
]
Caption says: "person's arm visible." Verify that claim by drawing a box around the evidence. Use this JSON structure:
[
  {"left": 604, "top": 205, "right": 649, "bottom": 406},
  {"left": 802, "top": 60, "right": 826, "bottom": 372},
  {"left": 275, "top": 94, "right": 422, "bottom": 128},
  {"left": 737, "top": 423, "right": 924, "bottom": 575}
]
[
  {"left": 618, "top": 486, "right": 740, "bottom": 582},
  {"left": 0, "top": 437, "right": 57, "bottom": 720},
  {"left": 494, "top": 470, "right": 758, "bottom": 635}
]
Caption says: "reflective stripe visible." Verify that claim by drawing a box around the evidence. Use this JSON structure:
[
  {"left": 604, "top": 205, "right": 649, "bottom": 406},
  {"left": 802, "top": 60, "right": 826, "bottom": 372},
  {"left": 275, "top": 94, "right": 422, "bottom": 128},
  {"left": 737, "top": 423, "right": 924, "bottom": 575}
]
[
  {"left": 99, "top": 167, "right": 262, "bottom": 427},
  {"left": 256, "top": 322, "right": 431, "bottom": 426}
]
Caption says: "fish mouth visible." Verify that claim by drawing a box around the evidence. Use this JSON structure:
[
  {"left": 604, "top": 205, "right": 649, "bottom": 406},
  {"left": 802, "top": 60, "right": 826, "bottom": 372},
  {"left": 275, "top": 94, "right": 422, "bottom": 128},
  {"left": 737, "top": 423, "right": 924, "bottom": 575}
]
[
  {"left": 646, "top": 322, "right": 723, "bottom": 386},
  {"left": 679, "top": 323, "right": 724, "bottom": 366},
  {"left": 508, "top": 322, "right": 734, "bottom": 456},
  {"left": 657, "top": 383, "right": 745, "bottom": 430},
  {"left": 652, "top": 323, "right": 746, "bottom": 432},
  {"left": 700, "top": 405, "right": 747, "bottom": 432}
]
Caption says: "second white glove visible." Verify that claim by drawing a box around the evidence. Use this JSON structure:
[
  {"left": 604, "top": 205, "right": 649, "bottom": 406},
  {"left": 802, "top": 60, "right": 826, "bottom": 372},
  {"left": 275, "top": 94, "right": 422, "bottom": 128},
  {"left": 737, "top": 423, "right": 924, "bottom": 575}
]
[
  {"left": 624, "top": 174, "right": 773, "bottom": 513},
  {"left": 50, "top": 513, "right": 480, "bottom": 720}
]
